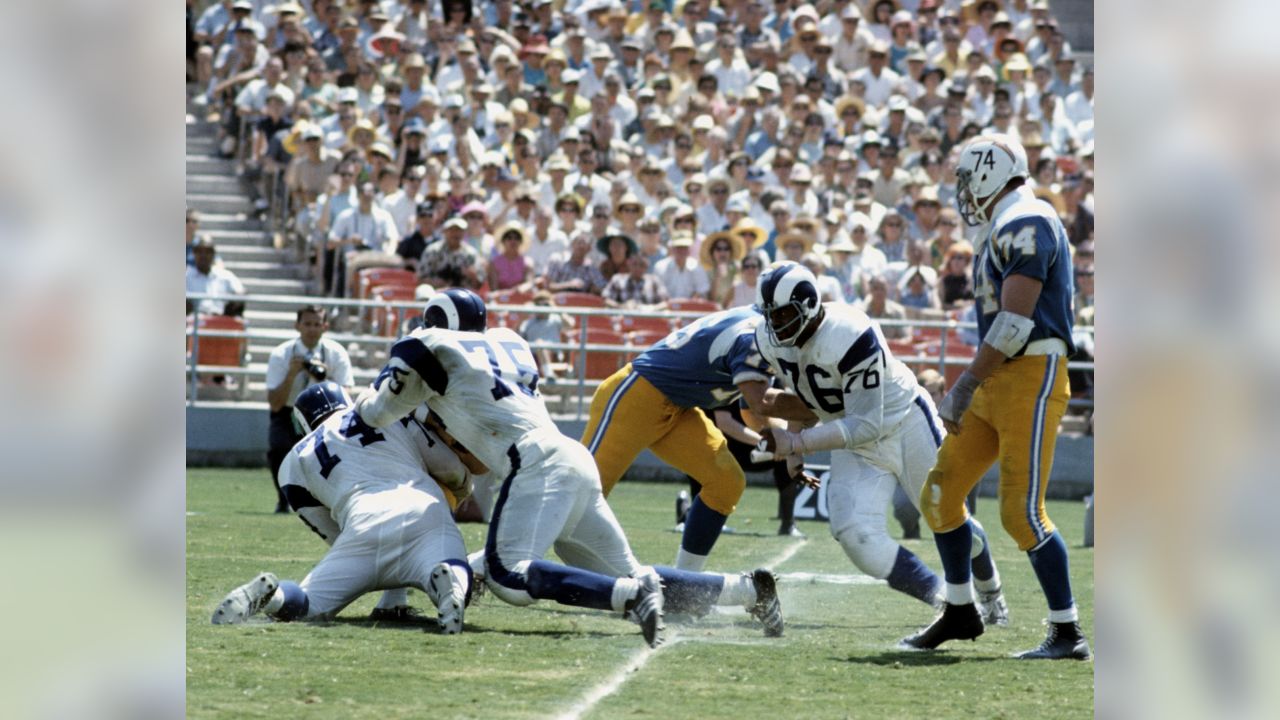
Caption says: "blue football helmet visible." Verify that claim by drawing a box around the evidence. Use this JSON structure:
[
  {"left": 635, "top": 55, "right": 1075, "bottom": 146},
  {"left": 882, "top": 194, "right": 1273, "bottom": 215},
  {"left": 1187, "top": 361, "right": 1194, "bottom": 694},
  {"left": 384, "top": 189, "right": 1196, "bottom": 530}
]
[
  {"left": 292, "top": 381, "right": 353, "bottom": 433},
  {"left": 755, "top": 262, "right": 821, "bottom": 347},
  {"left": 423, "top": 288, "right": 487, "bottom": 332}
]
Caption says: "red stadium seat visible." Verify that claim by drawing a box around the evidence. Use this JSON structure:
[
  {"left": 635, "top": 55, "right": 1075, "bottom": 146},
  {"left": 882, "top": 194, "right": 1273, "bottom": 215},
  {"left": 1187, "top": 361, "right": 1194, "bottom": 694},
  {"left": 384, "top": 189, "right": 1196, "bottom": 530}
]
[
  {"left": 627, "top": 329, "right": 672, "bottom": 348},
  {"left": 553, "top": 291, "right": 606, "bottom": 308},
  {"left": 370, "top": 284, "right": 417, "bottom": 337},
  {"left": 568, "top": 328, "right": 626, "bottom": 380},
  {"left": 186, "top": 314, "right": 249, "bottom": 396},
  {"left": 491, "top": 289, "right": 535, "bottom": 307},
  {"left": 618, "top": 314, "right": 675, "bottom": 335},
  {"left": 356, "top": 267, "right": 416, "bottom": 300},
  {"left": 667, "top": 298, "right": 720, "bottom": 313}
]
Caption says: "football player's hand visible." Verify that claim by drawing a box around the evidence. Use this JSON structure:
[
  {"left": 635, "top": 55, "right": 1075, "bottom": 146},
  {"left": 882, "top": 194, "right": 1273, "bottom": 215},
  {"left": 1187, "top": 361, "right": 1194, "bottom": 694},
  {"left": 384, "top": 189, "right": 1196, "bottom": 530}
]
[
  {"left": 938, "top": 370, "right": 981, "bottom": 434},
  {"left": 786, "top": 453, "right": 820, "bottom": 490},
  {"left": 758, "top": 427, "right": 802, "bottom": 457}
]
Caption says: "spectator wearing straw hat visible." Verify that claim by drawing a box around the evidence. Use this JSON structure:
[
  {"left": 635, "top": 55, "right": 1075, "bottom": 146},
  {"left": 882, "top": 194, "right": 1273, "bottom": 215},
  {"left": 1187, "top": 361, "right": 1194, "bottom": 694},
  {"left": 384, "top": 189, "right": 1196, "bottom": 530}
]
[
  {"left": 775, "top": 224, "right": 814, "bottom": 264},
  {"left": 419, "top": 216, "right": 484, "bottom": 290},
  {"left": 700, "top": 229, "right": 746, "bottom": 308},
  {"left": 488, "top": 222, "right": 536, "bottom": 292}
]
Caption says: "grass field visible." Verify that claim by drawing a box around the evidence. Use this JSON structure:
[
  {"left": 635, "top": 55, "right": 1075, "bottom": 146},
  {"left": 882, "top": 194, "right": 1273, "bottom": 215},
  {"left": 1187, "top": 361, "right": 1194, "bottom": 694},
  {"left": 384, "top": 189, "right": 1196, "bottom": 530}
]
[{"left": 187, "top": 468, "right": 1093, "bottom": 719}]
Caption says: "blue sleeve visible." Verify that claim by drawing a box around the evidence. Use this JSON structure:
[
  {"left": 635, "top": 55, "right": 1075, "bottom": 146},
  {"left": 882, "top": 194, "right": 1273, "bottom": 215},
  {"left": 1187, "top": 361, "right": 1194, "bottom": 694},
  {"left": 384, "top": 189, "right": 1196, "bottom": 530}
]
[
  {"left": 728, "top": 333, "right": 769, "bottom": 383},
  {"left": 996, "top": 216, "right": 1056, "bottom": 282}
]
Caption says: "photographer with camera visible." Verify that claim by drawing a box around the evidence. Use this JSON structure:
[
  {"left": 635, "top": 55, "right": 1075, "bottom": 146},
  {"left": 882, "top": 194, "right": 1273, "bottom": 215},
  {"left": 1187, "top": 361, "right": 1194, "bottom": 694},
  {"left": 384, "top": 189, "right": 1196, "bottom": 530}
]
[{"left": 264, "top": 305, "right": 354, "bottom": 513}]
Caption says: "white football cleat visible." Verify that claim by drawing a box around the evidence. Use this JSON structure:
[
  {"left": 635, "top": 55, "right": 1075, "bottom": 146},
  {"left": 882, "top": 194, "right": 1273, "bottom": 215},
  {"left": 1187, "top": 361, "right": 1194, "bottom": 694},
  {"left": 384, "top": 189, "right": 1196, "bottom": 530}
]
[
  {"left": 977, "top": 586, "right": 1010, "bottom": 627},
  {"left": 427, "top": 563, "right": 467, "bottom": 635},
  {"left": 211, "top": 572, "right": 279, "bottom": 625}
]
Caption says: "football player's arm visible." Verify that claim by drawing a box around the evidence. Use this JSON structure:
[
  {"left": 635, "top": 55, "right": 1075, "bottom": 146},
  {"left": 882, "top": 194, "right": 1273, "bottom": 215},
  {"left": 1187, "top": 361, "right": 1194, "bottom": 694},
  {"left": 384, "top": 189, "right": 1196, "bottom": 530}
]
[
  {"left": 739, "top": 380, "right": 818, "bottom": 423},
  {"left": 966, "top": 274, "right": 1042, "bottom": 383},
  {"left": 412, "top": 420, "right": 476, "bottom": 503},
  {"left": 711, "top": 407, "right": 760, "bottom": 446},
  {"left": 280, "top": 455, "right": 341, "bottom": 545},
  {"left": 357, "top": 338, "right": 446, "bottom": 428}
]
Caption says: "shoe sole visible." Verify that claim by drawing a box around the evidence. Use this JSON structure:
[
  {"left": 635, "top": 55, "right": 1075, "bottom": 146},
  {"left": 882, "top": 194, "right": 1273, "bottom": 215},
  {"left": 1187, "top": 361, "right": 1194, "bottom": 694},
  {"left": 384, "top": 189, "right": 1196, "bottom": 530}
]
[
  {"left": 211, "top": 572, "right": 278, "bottom": 625},
  {"left": 750, "top": 570, "right": 784, "bottom": 638},
  {"left": 429, "top": 564, "right": 465, "bottom": 635}
]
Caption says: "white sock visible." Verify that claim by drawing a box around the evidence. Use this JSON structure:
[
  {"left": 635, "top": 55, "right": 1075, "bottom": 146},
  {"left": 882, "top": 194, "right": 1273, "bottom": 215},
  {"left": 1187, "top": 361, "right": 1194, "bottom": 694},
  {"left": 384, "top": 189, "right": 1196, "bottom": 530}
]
[
  {"left": 675, "top": 548, "right": 708, "bottom": 572},
  {"left": 611, "top": 577, "right": 640, "bottom": 612},
  {"left": 945, "top": 581, "right": 974, "bottom": 606},
  {"left": 375, "top": 588, "right": 409, "bottom": 609},
  {"left": 716, "top": 574, "right": 755, "bottom": 606},
  {"left": 974, "top": 570, "right": 1001, "bottom": 593},
  {"left": 1048, "top": 605, "right": 1079, "bottom": 624},
  {"left": 264, "top": 588, "right": 285, "bottom": 615}
]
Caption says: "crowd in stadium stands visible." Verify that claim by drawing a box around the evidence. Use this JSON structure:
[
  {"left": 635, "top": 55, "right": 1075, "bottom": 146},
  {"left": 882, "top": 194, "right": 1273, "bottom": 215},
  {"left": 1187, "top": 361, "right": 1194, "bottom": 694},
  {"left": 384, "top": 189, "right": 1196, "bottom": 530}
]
[{"left": 186, "top": 0, "right": 1094, "bottom": 357}]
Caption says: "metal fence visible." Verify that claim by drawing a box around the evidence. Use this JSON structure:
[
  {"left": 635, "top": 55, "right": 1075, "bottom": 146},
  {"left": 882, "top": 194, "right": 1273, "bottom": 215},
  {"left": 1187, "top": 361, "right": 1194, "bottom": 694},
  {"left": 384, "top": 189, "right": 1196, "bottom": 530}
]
[{"left": 186, "top": 292, "right": 1095, "bottom": 419}]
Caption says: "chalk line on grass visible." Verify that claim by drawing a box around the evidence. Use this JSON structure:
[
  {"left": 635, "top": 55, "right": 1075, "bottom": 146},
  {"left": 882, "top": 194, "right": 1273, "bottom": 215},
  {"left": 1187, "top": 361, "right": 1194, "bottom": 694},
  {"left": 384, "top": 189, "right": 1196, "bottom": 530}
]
[{"left": 553, "top": 635, "right": 683, "bottom": 720}]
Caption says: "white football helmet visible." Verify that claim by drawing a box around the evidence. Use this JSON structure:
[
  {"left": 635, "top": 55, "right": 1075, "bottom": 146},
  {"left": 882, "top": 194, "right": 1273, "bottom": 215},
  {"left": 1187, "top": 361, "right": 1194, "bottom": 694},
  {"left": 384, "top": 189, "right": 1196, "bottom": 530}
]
[
  {"left": 755, "top": 262, "right": 822, "bottom": 347},
  {"left": 954, "top": 134, "right": 1028, "bottom": 226}
]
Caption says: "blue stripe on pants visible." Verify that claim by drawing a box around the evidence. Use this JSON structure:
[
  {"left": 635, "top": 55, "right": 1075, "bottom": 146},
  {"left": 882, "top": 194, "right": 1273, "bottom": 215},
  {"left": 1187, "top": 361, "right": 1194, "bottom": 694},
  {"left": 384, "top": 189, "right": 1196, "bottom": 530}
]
[
  {"left": 484, "top": 445, "right": 526, "bottom": 593},
  {"left": 1027, "top": 358, "right": 1058, "bottom": 544}
]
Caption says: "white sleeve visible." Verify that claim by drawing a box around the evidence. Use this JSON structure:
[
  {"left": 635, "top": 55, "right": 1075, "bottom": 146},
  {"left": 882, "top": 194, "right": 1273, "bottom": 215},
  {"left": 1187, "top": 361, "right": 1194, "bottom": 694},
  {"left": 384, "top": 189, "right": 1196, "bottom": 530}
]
[
  {"left": 265, "top": 344, "right": 291, "bottom": 390},
  {"left": 356, "top": 337, "right": 444, "bottom": 428},
  {"left": 330, "top": 209, "right": 352, "bottom": 242}
]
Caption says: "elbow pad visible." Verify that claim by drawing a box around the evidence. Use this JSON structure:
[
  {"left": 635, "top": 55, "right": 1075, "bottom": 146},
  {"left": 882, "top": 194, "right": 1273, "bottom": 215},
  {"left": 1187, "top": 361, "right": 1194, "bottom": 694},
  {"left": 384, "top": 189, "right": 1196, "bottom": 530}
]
[{"left": 984, "top": 311, "right": 1035, "bottom": 357}]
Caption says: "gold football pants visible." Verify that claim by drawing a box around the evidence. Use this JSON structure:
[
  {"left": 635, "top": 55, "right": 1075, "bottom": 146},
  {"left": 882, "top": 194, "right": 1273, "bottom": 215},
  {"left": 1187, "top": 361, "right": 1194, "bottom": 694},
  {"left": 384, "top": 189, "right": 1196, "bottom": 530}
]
[
  {"left": 920, "top": 354, "right": 1070, "bottom": 551},
  {"left": 581, "top": 365, "right": 745, "bottom": 516}
]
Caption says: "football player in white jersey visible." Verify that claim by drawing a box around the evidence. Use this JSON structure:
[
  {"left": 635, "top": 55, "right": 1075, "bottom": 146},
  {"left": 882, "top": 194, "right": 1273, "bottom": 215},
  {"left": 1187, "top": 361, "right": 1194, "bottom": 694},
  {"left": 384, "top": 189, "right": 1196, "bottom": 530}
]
[
  {"left": 211, "top": 381, "right": 474, "bottom": 634},
  {"left": 753, "top": 262, "right": 1009, "bottom": 621},
  {"left": 356, "top": 289, "right": 785, "bottom": 647}
]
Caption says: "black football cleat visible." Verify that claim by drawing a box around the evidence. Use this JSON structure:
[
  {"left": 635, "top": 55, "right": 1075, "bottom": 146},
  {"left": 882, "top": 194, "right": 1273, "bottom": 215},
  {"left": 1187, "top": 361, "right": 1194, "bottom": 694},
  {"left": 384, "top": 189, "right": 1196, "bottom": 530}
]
[
  {"left": 747, "top": 569, "right": 785, "bottom": 637},
  {"left": 900, "top": 602, "right": 984, "bottom": 650},
  {"left": 368, "top": 606, "right": 423, "bottom": 623},
  {"left": 1015, "top": 621, "right": 1092, "bottom": 660}
]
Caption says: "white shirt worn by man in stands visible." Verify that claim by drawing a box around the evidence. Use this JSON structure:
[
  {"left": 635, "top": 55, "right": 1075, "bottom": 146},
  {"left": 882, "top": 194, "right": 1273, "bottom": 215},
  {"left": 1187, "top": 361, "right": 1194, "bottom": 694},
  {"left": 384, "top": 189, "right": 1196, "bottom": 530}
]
[
  {"left": 330, "top": 183, "right": 400, "bottom": 254},
  {"left": 186, "top": 239, "right": 246, "bottom": 315},
  {"left": 652, "top": 238, "right": 710, "bottom": 300}
]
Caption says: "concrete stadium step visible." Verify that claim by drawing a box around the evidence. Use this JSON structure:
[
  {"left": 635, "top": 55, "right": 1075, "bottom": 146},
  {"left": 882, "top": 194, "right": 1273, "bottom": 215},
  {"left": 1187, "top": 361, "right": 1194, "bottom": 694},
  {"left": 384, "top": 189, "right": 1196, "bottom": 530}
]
[
  {"left": 205, "top": 232, "right": 275, "bottom": 251},
  {"left": 188, "top": 174, "right": 247, "bottom": 195},
  {"left": 196, "top": 213, "right": 267, "bottom": 232},
  {"left": 189, "top": 193, "right": 256, "bottom": 215},
  {"left": 225, "top": 260, "right": 311, "bottom": 280},
  {"left": 187, "top": 120, "right": 218, "bottom": 137},
  {"left": 245, "top": 309, "right": 301, "bottom": 331},
  {"left": 186, "top": 136, "right": 222, "bottom": 155},
  {"left": 216, "top": 244, "right": 289, "bottom": 263},
  {"left": 242, "top": 277, "right": 311, "bottom": 295},
  {"left": 186, "top": 155, "right": 238, "bottom": 176}
]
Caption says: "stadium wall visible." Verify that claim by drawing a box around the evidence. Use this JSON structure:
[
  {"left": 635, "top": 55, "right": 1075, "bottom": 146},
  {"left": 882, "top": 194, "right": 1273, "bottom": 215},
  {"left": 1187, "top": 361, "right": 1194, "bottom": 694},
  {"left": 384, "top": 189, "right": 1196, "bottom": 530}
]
[{"left": 187, "top": 405, "right": 1094, "bottom": 499}]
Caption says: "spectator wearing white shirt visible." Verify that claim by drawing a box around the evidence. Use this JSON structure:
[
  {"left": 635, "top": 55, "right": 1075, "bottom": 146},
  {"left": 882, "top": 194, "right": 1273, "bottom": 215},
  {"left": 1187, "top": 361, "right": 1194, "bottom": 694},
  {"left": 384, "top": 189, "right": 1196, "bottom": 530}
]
[
  {"left": 848, "top": 41, "right": 900, "bottom": 108},
  {"left": 696, "top": 176, "right": 733, "bottom": 235},
  {"left": 653, "top": 232, "right": 710, "bottom": 300},
  {"left": 705, "top": 34, "right": 752, "bottom": 99},
  {"left": 1064, "top": 67, "right": 1094, "bottom": 129},
  {"left": 328, "top": 182, "right": 400, "bottom": 295},
  {"left": 186, "top": 236, "right": 246, "bottom": 317}
]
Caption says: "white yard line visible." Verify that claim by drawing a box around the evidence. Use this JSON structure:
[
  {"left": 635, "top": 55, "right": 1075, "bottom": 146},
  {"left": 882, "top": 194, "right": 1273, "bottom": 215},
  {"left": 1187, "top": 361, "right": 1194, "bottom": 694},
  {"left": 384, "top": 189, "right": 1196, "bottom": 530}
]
[
  {"left": 762, "top": 537, "right": 806, "bottom": 570},
  {"left": 553, "top": 539, "right": 807, "bottom": 720},
  {"left": 553, "top": 635, "right": 682, "bottom": 720}
]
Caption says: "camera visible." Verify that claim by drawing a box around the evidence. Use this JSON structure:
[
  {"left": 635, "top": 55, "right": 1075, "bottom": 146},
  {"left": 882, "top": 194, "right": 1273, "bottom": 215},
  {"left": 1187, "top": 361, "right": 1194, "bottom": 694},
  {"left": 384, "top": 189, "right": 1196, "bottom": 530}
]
[{"left": 304, "top": 357, "right": 328, "bottom": 381}]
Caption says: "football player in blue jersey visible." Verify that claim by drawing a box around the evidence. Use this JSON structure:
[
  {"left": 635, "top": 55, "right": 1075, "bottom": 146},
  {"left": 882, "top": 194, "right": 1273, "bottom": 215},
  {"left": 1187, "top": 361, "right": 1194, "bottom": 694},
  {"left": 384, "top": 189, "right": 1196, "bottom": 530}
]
[
  {"left": 903, "top": 135, "right": 1091, "bottom": 659},
  {"left": 582, "top": 306, "right": 817, "bottom": 571}
]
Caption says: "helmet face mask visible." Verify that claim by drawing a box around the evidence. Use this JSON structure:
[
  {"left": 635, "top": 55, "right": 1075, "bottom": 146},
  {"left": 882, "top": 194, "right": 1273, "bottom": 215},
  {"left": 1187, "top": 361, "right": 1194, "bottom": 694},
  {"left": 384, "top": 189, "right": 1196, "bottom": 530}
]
[{"left": 756, "top": 262, "right": 821, "bottom": 347}]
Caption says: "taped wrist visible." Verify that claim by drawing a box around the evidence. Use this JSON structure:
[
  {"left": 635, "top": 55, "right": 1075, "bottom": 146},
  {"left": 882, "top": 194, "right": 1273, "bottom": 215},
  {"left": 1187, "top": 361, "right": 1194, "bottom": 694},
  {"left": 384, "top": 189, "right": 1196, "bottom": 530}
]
[
  {"left": 798, "top": 420, "right": 853, "bottom": 453},
  {"left": 984, "top": 311, "right": 1035, "bottom": 357}
]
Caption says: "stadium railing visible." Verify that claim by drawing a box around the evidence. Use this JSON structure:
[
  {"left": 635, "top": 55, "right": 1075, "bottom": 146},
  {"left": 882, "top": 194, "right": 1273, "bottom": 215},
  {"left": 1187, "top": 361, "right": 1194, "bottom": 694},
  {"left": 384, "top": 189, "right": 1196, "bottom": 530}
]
[{"left": 186, "top": 292, "right": 1095, "bottom": 419}]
